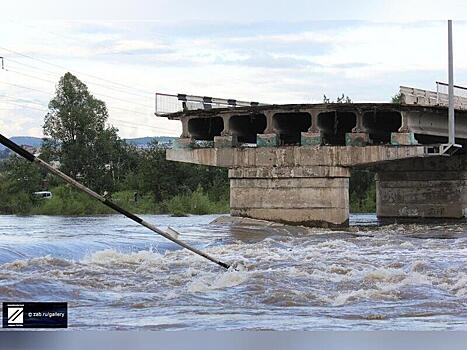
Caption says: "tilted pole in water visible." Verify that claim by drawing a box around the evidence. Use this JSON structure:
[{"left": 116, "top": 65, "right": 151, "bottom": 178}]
[{"left": 0, "top": 134, "right": 230, "bottom": 270}]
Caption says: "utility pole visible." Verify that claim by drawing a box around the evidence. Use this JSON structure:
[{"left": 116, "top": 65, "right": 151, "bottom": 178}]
[
  {"left": 0, "top": 57, "right": 4, "bottom": 70},
  {"left": 448, "top": 20, "right": 455, "bottom": 145}
]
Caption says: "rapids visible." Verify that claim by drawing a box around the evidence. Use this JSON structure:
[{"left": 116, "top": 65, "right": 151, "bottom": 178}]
[{"left": 0, "top": 214, "right": 466, "bottom": 330}]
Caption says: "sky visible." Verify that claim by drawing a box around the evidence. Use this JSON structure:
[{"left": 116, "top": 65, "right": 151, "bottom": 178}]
[{"left": 1, "top": 1, "right": 467, "bottom": 138}]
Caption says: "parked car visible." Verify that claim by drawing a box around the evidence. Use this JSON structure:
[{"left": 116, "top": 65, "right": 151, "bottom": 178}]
[{"left": 32, "top": 191, "right": 53, "bottom": 199}]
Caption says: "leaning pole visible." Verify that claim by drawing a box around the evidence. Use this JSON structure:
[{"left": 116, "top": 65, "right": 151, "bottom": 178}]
[{"left": 0, "top": 134, "right": 231, "bottom": 270}]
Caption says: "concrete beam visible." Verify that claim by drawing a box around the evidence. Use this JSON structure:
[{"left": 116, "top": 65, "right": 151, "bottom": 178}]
[{"left": 167, "top": 145, "right": 429, "bottom": 168}]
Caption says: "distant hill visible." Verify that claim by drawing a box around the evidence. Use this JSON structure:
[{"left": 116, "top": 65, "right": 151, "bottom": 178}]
[
  {"left": 124, "top": 136, "right": 176, "bottom": 148},
  {"left": 0, "top": 136, "right": 43, "bottom": 151},
  {"left": 10, "top": 136, "right": 43, "bottom": 148},
  {"left": 0, "top": 136, "right": 176, "bottom": 151}
]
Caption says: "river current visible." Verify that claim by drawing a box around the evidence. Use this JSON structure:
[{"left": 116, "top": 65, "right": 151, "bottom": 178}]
[{"left": 0, "top": 214, "right": 466, "bottom": 330}]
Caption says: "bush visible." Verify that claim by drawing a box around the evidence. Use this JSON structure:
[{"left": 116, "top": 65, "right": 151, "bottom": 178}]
[
  {"left": 31, "top": 186, "right": 112, "bottom": 215},
  {"left": 25, "top": 185, "right": 229, "bottom": 216},
  {"left": 166, "top": 187, "right": 229, "bottom": 216}
]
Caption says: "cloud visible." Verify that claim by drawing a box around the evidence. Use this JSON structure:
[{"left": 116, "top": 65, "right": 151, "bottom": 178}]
[{"left": 2, "top": 18, "right": 467, "bottom": 139}]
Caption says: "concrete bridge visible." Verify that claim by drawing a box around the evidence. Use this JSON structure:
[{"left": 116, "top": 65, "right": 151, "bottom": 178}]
[{"left": 159, "top": 88, "right": 467, "bottom": 227}]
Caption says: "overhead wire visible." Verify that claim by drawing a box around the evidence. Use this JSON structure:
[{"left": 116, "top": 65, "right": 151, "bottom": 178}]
[
  {"left": 0, "top": 46, "right": 153, "bottom": 97},
  {"left": 0, "top": 46, "right": 181, "bottom": 135},
  {"left": 4, "top": 67, "right": 154, "bottom": 108},
  {"left": 0, "top": 94, "right": 180, "bottom": 135}
]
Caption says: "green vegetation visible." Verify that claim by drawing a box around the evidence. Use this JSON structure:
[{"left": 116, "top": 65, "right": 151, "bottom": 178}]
[
  {"left": 23, "top": 185, "right": 228, "bottom": 216},
  {"left": 0, "top": 148, "right": 230, "bottom": 216},
  {"left": 0, "top": 72, "right": 230, "bottom": 216},
  {"left": 349, "top": 170, "right": 376, "bottom": 213},
  {"left": 323, "top": 94, "right": 352, "bottom": 103},
  {"left": 0, "top": 74, "right": 377, "bottom": 216},
  {"left": 391, "top": 92, "right": 403, "bottom": 104},
  {"left": 166, "top": 187, "right": 229, "bottom": 216}
]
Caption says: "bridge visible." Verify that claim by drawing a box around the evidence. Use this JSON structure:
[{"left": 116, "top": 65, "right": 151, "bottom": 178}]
[{"left": 158, "top": 86, "right": 467, "bottom": 227}]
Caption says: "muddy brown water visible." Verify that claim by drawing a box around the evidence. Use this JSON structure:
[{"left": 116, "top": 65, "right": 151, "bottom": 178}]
[{"left": 0, "top": 214, "right": 465, "bottom": 330}]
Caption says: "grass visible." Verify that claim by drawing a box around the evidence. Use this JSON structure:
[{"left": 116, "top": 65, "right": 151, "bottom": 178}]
[
  {"left": 26, "top": 185, "right": 229, "bottom": 216},
  {"left": 166, "top": 187, "right": 230, "bottom": 216}
]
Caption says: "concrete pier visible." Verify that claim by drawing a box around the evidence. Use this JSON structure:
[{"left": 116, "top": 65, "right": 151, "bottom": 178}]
[
  {"left": 230, "top": 166, "right": 350, "bottom": 227},
  {"left": 161, "top": 100, "right": 467, "bottom": 227},
  {"left": 374, "top": 157, "right": 467, "bottom": 220}
]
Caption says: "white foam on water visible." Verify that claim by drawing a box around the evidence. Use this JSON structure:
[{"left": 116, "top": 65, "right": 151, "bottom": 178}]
[
  {"left": 188, "top": 270, "right": 249, "bottom": 293},
  {"left": 83, "top": 249, "right": 163, "bottom": 267},
  {"left": 1, "top": 213, "right": 466, "bottom": 330},
  {"left": 448, "top": 274, "right": 467, "bottom": 297}
]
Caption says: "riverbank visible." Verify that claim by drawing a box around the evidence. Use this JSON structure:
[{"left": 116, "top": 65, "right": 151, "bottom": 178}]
[
  {"left": 2, "top": 185, "right": 230, "bottom": 216},
  {"left": 0, "top": 182, "right": 375, "bottom": 217}
]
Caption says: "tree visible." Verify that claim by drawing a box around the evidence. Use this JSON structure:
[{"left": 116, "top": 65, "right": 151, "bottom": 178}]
[
  {"left": 323, "top": 94, "right": 352, "bottom": 103},
  {"left": 0, "top": 155, "right": 47, "bottom": 213},
  {"left": 42, "top": 72, "right": 125, "bottom": 191},
  {"left": 391, "top": 92, "right": 403, "bottom": 104},
  {"left": 336, "top": 94, "right": 352, "bottom": 103}
]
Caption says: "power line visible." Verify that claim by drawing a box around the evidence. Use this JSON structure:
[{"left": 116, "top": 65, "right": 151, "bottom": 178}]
[
  {"left": 7, "top": 57, "right": 62, "bottom": 78},
  {"left": 6, "top": 68, "right": 55, "bottom": 85},
  {"left": 0, "top": 94, "right": 48, "bottom": 108},
  {"left": 3, "top": 68, "right": 154, "bottom": 109},
  {"left": 1, "top": 96, "right": 180, "bottom": 134},
  {"left": 1, "top": 100, "right": 179, "bottom": 135},
  {"left": 110, "top": 118, "right": 180, "bottom": 134},
  {"left": 3, "top": 83, "right": 158, "bottom": 117},
  {"left": 0, "top": 46, "right": 153, "bottom": 97},
  {"left": 2, "top": 81, "right": 55, "bottom": 95},
  {"left": 0, "top": 100, "right": 48, "bottom": 112},
  {"left": 6, "top": 57, "right": 153, "bottom": 100}
]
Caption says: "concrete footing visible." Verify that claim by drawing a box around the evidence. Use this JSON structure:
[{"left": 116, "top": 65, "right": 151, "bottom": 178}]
[
  {"left": 345, "top": 132, "right": 369, "bottom": 146},
  {"left": 229, "top": 166, "right": 350, "bottom": 228},
  {"left": 214, "top": 135, "right": 238, "bottom": 148},
  {"left": 173, "top": 138, "right": 195, "bottom": 149},
  {"left": 376, "top": 157, "right": 467, "bottom": 220},
  {"left": 257, "top": 133, "right": 279, "bottom": 147},
  {"left": 391, "top": 132, "right": 417, "bottom": 145},
  {"left": 301, "top": 132, "right": 322, "bottom": 146}
]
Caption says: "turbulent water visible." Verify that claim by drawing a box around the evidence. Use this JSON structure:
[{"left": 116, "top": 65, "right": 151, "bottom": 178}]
[{"left": 0, "top": 214, "right": 466, "bottom": 330}]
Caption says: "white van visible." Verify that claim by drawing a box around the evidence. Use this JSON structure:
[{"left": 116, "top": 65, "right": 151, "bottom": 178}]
[{"left": 33, "top": 191, "right": 53, "bottom": 199}]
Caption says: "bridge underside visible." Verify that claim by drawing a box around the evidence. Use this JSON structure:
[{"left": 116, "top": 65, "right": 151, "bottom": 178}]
[
  {"left": 163, "top": 103, "right": 467, "bottom": 227},
  {"left": 167, "top": 103, "right": 467, "bottom": 148}
]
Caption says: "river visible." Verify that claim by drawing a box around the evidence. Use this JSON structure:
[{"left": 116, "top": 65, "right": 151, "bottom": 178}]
[{"left": 0, "top": 214, "right": 466, "bottom": 330}]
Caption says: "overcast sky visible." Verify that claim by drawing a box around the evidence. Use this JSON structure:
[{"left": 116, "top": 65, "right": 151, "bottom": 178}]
[{"left": 1, "top": 1, "right": 467, "bottom": 138}]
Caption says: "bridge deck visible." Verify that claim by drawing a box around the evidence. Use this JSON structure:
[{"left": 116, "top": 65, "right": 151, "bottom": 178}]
[{"left": 160, "top": 103, "right": 467, "bottom": 148}]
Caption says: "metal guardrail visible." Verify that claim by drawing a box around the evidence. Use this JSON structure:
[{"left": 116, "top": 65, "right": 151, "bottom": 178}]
[
  {"left": 436, "top": 81, "right": 467, "bottom": 102},
  {"left": 155, "top": 92, "right": 267, "bottom": 116},
  {"left": 400, "top": 84, "right": 467, "bottom": 110}
]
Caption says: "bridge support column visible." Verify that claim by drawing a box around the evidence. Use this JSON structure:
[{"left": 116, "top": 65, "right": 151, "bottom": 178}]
[
  {"left": 257, "top": 111, "right": 279, "bottom": 147},
  {"left": 214, "top": 135, "right": 238, "bottom": 148},
  {"left": 376, "top": 156, "right": 467, "bottom": 220},
  {"left": 391, "top": 111, "right": 417, "bottom": 145},
  {"left": 346, "top": 110, "right": 369, "bottom": 146},
  {"left": 173, "top": 137, "right": 195, "bottom": 149},
  {"left": 229, "top": 166, "right": 350, "bottom": 227},
  {"left": 301, "top": 110, "right": 322, "bottom": 146}
]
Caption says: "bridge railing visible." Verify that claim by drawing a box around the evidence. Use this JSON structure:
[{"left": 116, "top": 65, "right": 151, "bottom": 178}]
[
  {"left": 400, "top": 84, "right": 467, "bottom": 110},
  {"left": 155, "top": 92, "right": 267, "bottom": 116}
]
